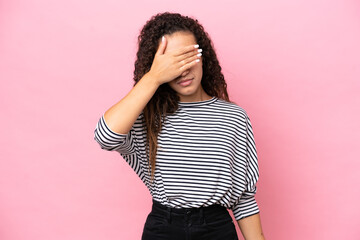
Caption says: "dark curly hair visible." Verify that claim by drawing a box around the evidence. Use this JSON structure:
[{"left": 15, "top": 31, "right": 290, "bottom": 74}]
[{"left": 133, "top": 12, "right": 232, "bottom": 184}]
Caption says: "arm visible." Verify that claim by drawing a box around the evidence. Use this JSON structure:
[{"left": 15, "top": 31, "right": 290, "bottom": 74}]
[
  {"left": 94, "top": 37, "right": 201, "bottom": 153},
  {"left": 102, "top": 36, "right": 201, "bottom": 135},
  {"left": 103, "top": 72, "right": 160, "bottom": 135},
  {"left": 233, "top": 113, "right": 265, "bottom": 240},
  {"left": 93, "top": 72, "right": 160, "bottom": 152},
  {"left": 237, "top": 213, "right": 265, "bottom": 240}
]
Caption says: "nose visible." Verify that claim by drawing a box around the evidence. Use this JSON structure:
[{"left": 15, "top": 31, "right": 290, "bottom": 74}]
[{"left": 181, "top": 69, "right": 190, "bottom": 77}]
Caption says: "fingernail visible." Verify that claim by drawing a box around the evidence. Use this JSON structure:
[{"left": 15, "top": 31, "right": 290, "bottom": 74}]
[
  {"left": 194, "top": 44, "right": 199, "bottom": 48},
  {"left": 198, "top": 49, "right": 202, "bottom": 53},
  {"left": 195, "top": 59, "right": 200, "bottom": 62},
  {"left": 162, "top": 36, "right": 165, "bottom": 42},
  {"left": 197, "top": 53, "right": 202, "bottom": 57}
]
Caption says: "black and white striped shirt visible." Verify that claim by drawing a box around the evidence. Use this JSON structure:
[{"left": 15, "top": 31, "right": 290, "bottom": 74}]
[{"left": 94, "top": 96, "right": 260, "bottom": 220}]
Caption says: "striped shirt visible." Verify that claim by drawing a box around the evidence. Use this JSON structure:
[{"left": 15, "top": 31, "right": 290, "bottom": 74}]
[{"left": 93, "top": 96, "right": 260, "bottom": 220}]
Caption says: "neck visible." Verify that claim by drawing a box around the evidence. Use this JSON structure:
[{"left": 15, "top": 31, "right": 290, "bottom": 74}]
[{"left": 178, "top": 89, "right": 212, "bottom": 102}]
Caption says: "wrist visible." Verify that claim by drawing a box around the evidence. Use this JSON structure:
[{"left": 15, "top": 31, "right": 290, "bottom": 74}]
[
  {"left": 142, "top": 71, "right": 161, "bottom": 91},
  {"left": 245, "top": 234, "right": 266, "bottom": 240},
  {"left": 144, "top": 71, "right": 161, "bottom": 88}
]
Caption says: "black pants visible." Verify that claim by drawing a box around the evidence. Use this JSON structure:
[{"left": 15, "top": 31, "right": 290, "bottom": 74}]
[{"left": 141, "top": 199, "right": 239, "bottom": 240}]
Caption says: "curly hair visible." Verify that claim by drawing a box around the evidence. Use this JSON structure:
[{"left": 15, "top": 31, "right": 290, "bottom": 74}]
[{"left": 133, "top": 12, "right": 232, "bottom": 184}]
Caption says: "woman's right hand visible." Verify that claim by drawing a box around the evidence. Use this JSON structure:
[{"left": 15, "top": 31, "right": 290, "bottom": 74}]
[{"left": 147, "top": 36, "right": 202, "bottom": 86}]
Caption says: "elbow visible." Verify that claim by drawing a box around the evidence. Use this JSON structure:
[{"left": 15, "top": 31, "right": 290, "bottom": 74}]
[{"left": 93, "top": 127, "right": 126, "bottom": 151}]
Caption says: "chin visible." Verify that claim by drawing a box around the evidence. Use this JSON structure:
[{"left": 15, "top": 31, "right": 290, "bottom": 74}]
[{"left": 178, "top": 87, "right": 197, "bottom": 95}]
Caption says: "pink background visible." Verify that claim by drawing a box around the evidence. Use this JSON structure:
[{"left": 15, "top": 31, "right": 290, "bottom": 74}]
[{"left": 1, "top": 0, "right": 359, "bottom": 239}]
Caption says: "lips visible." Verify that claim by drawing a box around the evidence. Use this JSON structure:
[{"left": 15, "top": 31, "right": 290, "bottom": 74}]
[
  {"left": 177, "top": 78, "right": 193, "bottom": 87},
  {"left": 177, "top": 78, "right": 193, "bottom": 84}
]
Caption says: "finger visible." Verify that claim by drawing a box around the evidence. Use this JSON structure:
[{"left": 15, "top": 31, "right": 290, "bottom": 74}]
[
  {"left": 176, "top": 48, "right": 202, "bottom": 62},
  {"left": 179, "top": 57, "right": 201, "bottom": 71},
  {"left": 178, "top": 53, "right": 201, "bottom": 67},
  {"left": 156, "top": 36, "right": 167, "bottom": 55},
  {"left": 173, "top": 44, "right": 199, "bottom": 57}
]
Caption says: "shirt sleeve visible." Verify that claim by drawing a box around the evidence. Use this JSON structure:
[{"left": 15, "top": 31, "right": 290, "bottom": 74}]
[
  {"left": 231, "top": 114, "right": 260, "bottom": 221},
  {"left": 94, "top": 113, "right": 148, "bottom": 184},
  {"left": 93, "top": 113, "right": 136, "bottom": 155}
]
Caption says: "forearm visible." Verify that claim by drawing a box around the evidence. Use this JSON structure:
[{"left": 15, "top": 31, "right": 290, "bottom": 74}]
[
  {"left": 237, "top": 213, "right": 265, "bottom": 240},
  {"left": 103, "top": 72, "right": 160, "bottom": 135}
]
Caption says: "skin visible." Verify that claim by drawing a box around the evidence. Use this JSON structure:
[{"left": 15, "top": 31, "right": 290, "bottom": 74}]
[
  {"left": 165, "top": 32, "right": 265, "bottom": 240},
  {"left": 237, "top": 213, "right": 266, "bottom": 240},
  {"left": 103, "top": 30, "right": 265, "bottom": 239},
  {"left": 159, "top": 31, "right": 266, "bottom": 239},
  {"left": 161, "top": 31, "right": 212, "bottom": 102},
  {"left": 103, "top": 31, "right": 202, "bottom": 134}
]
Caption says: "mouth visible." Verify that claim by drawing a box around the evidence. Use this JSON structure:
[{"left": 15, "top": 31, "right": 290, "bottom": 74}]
[{"left": 177, "top": 78, "right": 194, "bottom": 86}]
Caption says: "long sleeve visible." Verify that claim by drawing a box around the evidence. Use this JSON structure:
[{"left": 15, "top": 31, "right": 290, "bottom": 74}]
[
  {"left": 93, "top": 113, "right": 136, "bottom": 155},
  {"left": 93, "top": 98, "right": 261, "bottom": 212},
  {"left": 93, "top": 113, "right": 148, "bottom": 185},
  {"left": 231, "top": 114, "right": 260, "bottom": 221}
]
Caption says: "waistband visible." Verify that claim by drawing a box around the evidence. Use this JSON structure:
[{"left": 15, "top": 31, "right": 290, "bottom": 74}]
[
  {"left": 151, "top": 199, "right": 228, "bottom": 225},
  {"left": 152, "top": 199, "right": 225, "bottom": 214}
]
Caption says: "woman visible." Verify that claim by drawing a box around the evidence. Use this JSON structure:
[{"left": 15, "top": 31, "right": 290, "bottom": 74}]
[{"left": 94, "top": 12, "right": 265, "bottom": 240}]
